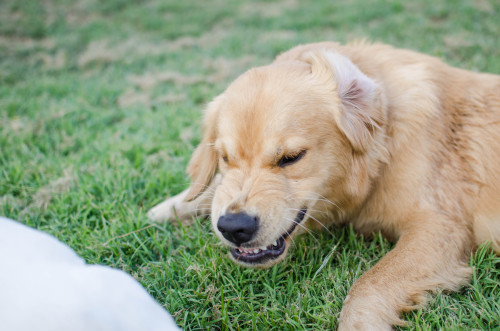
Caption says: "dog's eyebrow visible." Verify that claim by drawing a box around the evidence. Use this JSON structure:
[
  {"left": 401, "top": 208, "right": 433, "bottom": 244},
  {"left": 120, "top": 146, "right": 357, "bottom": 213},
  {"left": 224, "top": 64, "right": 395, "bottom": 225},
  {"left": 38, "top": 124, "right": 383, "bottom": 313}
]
[
  {"left": 282, "top": 137, "right": 309, "bottom": 153},
  {"left": 266, "top": 138, "right": 308, "bottom": 161},
  {"left": 275, "top": 146, "right": 283, "bottom": 157}
]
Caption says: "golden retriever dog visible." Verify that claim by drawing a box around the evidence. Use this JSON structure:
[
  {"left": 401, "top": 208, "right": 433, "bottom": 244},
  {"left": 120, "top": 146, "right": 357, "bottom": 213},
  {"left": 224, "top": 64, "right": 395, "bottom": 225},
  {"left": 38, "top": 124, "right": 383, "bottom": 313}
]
[{"left": 148, "top": 41, "right": 500, "bottom": 329}]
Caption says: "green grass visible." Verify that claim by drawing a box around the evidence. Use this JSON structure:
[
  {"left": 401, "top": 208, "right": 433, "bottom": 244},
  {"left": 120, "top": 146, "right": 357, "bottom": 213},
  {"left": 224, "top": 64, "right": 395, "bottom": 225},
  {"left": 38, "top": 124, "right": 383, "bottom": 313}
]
[{"left": 1, "top": 0, "right": 499, "bottom": 329}]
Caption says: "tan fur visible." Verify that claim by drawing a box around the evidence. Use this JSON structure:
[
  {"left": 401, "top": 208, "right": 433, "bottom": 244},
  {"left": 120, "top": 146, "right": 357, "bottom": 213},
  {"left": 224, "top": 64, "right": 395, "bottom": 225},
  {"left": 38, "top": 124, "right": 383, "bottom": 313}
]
[{"left": 148, "top": 41, "right": 500, "bottom": 329}]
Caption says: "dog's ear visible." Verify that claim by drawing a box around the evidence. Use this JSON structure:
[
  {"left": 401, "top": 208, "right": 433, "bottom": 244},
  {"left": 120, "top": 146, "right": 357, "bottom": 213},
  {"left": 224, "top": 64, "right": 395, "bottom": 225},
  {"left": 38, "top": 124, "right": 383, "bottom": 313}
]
[
  {"left": 302, "top": 51, "right": 385, "bottom": 153},
  {"left": 184, "top": 98, "right": 221, "bottom": 202}
]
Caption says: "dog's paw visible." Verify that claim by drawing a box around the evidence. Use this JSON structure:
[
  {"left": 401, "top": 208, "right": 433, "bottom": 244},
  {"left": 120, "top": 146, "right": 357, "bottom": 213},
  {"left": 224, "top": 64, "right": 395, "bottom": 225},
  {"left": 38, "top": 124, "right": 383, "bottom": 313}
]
[
  {"left": 147, "top": 188, "right": 212, "bottom": 224},
  {"left": 339, "top": 311, "right": 395, "bottom": 331},
  {"left": 338, "top": 295, "right": 404, "bottom": 331},
  {"left": 147, "top": 199, "right": 177, "bottom": 223}
]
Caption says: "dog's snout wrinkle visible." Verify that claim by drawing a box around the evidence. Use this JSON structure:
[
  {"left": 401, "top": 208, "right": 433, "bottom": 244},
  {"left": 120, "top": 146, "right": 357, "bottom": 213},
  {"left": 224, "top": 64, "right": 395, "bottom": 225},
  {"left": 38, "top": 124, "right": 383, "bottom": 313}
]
[
  {"left": 224, "top": 182, "right": 251, "bottom": 214},
  {"left": 217, "top": 213, "right": 258, "bottom": 245},
  {"left": 226, "top": 197, "right": 246, "bottom": 214}
]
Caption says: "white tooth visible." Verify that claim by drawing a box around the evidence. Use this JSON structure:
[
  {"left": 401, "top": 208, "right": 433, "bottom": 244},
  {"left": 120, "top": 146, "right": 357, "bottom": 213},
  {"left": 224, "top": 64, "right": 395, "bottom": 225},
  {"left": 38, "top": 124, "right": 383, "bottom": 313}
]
[
  {"left": 273, "top": 241, "right": 278, "bottom": 246},
  {"left": 260, "top": 246, "right": 267, "bottom": 250},
  {"left": 253, "top": 249, "right": 260, "bottom": 254}
]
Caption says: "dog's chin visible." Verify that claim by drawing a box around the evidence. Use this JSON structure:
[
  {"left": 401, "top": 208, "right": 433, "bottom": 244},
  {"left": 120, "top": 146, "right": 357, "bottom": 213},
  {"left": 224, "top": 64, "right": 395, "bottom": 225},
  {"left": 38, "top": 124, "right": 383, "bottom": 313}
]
[{"left": 226, "top": 208, "right": 307, "bottom": 268}]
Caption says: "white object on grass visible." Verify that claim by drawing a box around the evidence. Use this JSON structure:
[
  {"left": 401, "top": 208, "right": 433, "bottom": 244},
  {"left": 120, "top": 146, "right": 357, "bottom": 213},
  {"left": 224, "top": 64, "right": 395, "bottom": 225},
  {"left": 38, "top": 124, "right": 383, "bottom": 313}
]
[{"left": 0, "top": 217, "right": 180, "bottom": 331}]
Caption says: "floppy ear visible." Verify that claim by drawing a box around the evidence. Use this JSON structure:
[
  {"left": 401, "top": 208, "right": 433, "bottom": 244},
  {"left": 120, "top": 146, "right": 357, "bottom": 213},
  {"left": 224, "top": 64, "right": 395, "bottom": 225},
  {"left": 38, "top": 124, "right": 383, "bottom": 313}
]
[
  {"left": 184, "top": 98, "right": 221, "bottom": 202},
  {"left": 302, "top": 51, "right": 385, "bottom": 153}
]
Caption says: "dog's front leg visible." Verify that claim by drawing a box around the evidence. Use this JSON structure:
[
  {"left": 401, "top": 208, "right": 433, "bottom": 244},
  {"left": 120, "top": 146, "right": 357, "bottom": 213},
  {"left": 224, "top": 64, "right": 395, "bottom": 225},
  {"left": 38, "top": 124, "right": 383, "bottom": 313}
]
[
  {"left": 339, "top": 214, "right": 473, "bottom": 330},
  {"left": 147, "top": 174, "right": 221, "bottom": 224}
]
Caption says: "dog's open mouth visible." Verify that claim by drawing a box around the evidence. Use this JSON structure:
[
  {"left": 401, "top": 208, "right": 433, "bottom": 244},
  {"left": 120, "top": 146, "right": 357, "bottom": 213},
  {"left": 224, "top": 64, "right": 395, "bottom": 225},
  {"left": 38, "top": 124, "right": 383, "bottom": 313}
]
[{"left": 230, "top": 208, "right": 307, "bottom": 264}]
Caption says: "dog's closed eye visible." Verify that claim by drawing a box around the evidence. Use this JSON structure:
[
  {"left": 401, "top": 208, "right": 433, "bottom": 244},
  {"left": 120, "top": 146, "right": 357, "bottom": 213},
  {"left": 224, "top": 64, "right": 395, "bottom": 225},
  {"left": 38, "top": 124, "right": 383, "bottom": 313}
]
[{"left": 277, "top": 150, "right": 307, "bottom": 168}]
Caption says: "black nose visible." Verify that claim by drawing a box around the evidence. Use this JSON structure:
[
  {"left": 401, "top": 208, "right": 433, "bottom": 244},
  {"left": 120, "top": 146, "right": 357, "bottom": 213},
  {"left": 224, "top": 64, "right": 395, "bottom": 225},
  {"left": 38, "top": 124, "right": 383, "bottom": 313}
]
[{"left": 217, "top": 213, "right": 258, "bottom": 245}]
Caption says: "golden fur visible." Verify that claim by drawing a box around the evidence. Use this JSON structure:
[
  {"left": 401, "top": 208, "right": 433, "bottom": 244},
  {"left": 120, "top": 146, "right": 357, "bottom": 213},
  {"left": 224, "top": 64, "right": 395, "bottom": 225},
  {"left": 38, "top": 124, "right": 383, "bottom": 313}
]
[{"left": 148, "top": 41, "right": 500, "bottom": 329}]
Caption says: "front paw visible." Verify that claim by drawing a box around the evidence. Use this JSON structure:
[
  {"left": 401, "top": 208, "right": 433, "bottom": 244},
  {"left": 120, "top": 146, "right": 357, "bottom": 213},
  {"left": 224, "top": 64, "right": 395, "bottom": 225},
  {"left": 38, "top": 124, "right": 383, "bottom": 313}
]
[
  {"left": 147, "top": 200, "right": 177, "bottom": 223},
  {"left": 339, "top": 295, "right": 403, "bottom": 331},
  {"left": 339, "top": 312, "right": 393, "bottom": 331}
]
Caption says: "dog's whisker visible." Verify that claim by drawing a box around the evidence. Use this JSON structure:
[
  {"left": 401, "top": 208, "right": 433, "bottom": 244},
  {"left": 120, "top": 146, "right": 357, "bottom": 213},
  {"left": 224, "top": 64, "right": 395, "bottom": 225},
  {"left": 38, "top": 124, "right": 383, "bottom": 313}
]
[
  {"left": 293, "top": 191, "right": 339, "bottom": 206},
  {"left": 284, "top": 215, "right": 316, "bottom": 237},
  {"left": 283, "top": 195, "right": 329, "bottom": 213},
  {"left": 287, "top": 208, "right": 334, "bottom": 236},
  {"left": 281, "top": 216, "right": 322, "bottom": 246},
  {"left": 287, "top": 193, "right": 343, "bottom": 213},
  {"left": 276, "top": 222, "right": 298, "bottom": 248},
  {"left": 300, "top": 207, "right": 330, "bottom": 216}
]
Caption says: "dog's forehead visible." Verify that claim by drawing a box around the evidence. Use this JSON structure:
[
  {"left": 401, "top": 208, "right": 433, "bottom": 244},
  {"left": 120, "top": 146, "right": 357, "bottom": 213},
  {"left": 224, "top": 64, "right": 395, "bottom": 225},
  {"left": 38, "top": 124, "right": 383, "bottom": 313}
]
[
  {"left": 217, "top": 64, "right": 315, "bottom": 134},
  {"left": 213, "top": 63, "right": 330, "bottom": 159}
]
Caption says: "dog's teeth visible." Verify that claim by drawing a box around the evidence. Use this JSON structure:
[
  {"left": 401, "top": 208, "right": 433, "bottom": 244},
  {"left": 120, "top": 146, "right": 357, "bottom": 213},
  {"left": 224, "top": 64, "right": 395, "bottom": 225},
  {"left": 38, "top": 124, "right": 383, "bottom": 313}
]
[
  {"left": 273, "top": 240, "right": 277, "bottom": 246},
  {"left": 260, "top": 246, "right": 267, "bottom": 250},
  {"left": 253, "top": 249, "right": 260, "bottom": 254}
]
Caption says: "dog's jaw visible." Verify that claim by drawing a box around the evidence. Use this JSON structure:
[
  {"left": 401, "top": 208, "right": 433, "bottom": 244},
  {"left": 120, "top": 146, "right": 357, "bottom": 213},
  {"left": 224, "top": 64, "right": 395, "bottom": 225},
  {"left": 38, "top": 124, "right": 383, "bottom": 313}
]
[{"left": 224, "top": 208, "right": 308, "bottom": 268}]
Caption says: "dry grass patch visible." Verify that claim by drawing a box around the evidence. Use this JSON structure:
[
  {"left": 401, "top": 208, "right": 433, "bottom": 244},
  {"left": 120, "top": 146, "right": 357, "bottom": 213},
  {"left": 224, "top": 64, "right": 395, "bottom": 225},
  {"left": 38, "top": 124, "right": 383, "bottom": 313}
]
[
  {"left": 240, "top": 0, "right": 298, "bottom": 18},
  {"left": 21, "top": 169, "right": 75, "bottom": 214}
]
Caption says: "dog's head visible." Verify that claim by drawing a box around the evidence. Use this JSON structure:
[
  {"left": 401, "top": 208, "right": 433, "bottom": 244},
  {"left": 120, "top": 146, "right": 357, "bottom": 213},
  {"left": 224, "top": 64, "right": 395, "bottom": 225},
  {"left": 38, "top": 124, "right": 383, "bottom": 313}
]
[{"left": 185, "top": 49, "right": 387, "bottom": 267}]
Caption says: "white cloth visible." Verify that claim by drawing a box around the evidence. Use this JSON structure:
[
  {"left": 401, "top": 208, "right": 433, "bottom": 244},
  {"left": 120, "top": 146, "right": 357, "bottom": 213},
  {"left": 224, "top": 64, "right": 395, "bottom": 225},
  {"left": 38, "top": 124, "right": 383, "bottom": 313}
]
[{"left": 0, "top": 217, "right": 180, "bottom": 331}]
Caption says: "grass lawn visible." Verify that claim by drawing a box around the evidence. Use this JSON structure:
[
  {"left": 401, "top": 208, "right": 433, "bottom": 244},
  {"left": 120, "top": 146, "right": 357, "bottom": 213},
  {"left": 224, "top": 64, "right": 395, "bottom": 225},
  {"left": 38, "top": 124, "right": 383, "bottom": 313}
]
[{"left": 1, "top": 0, "right": 499, "bottom": 329}]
